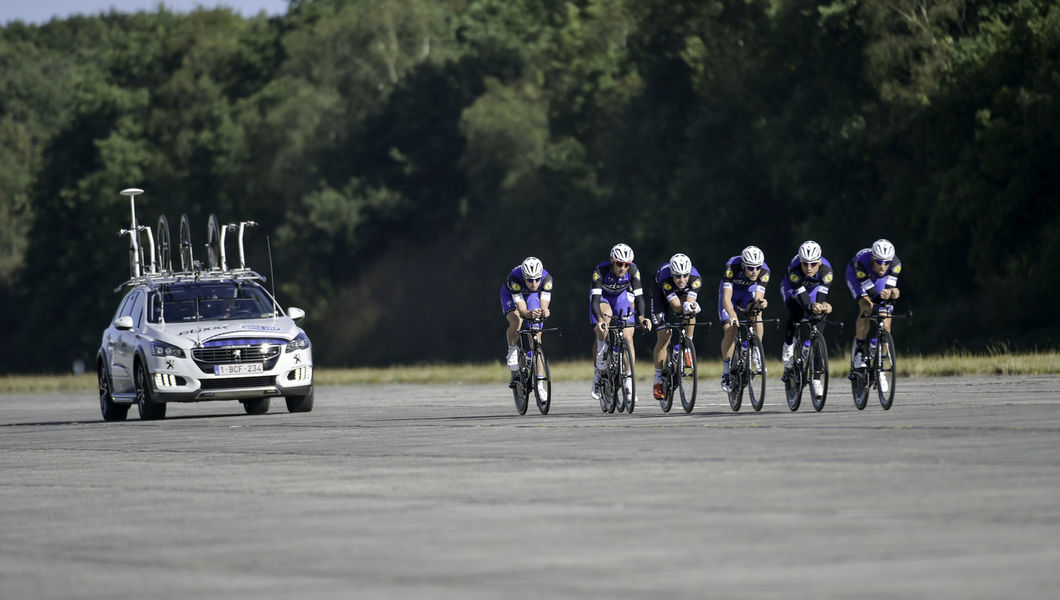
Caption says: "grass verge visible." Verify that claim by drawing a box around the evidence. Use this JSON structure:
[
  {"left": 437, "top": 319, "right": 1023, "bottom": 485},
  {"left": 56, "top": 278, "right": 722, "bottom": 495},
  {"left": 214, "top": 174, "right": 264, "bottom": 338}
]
[{"left": 2, "top": 351, "right": 1056, "bottom": 394}]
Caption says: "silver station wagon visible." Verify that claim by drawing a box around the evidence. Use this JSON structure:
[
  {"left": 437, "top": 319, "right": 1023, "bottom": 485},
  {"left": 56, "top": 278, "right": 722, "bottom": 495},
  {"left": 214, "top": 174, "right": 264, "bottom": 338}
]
[{"left": 97, "top": 188, "right": 314, "bottom": 420}]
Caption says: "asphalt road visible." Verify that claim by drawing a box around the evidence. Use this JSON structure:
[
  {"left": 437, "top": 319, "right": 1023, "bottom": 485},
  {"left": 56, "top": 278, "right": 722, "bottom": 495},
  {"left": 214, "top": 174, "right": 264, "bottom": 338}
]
[{"left": 2, "top": 376, "right": 1058, "bottom": 599}]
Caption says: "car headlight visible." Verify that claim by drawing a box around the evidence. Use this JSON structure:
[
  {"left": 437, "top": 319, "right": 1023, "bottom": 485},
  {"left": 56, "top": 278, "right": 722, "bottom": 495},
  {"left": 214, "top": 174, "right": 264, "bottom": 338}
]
[
  {"left": 286, "top": 332, "right": 310, "bottom": 353},
  {"left": 151, "top": 341, "right": 186, "bottom": 358}
]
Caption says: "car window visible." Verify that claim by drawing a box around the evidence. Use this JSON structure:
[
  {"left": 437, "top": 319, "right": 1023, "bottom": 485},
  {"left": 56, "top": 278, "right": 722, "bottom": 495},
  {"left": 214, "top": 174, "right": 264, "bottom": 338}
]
[
  {"left": 131, "top": 292, "right": 147, "bottom": 328},
  {"left": 152, "top": 282, "right": 276, "bottom": 322},
  {"left": 120, "top": 291, "right": 140, "bottom": 319},
  {"left": 113, "top": 292, "right": 134, "bottom": 322}
]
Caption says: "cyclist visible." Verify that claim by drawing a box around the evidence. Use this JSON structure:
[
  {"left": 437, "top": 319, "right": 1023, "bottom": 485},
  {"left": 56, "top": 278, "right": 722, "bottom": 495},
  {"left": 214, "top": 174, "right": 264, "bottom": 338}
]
[
  {"left": 780, "top": 241, "right": 834, "bottom": 396},
  {"left": 846, "top": 239, "right": 903, "bottom": 392},
  {"left": 590, "top": 243, "right": 652, "bottom": 402},
  {"left": 718, "top": 246, "right": 770, "bottom": 392},
  {"left": 501, "top": 257, "right": 552, "bottom": 398},
  {"left": 649, "top": 253, "right": 703, "bottom": 400}
]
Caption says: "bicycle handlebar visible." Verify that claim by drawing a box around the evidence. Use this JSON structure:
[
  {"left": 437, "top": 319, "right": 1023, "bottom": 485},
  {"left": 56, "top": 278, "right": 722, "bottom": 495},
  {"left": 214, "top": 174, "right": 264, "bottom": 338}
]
[{"left": 656, "top": 321, "right": 712, "bottom": 331}]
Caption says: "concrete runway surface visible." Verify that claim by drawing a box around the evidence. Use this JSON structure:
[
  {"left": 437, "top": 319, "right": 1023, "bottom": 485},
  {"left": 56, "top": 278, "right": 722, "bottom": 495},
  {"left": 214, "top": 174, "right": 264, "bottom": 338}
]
[{"left": 1, "top": 376, "right": 1058, "bottom": 599}]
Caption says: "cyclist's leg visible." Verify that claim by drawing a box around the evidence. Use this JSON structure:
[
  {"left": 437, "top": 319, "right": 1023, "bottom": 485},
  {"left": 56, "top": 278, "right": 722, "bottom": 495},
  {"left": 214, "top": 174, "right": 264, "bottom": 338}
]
[
  {"left": 501, "top": 286, "right": 522, "bottom": 373},
  {"left": 781, "top": 296, "right": 803, "bottom": 366},
  {"left": 650, "top": 289, "right": 669, "bottom": 371}
]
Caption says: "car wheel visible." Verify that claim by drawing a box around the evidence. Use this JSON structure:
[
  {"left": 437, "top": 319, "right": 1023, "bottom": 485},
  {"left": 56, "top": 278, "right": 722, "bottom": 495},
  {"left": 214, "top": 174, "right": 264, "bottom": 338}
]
[
  {"left": 285, "top": 387, "right": 314, "bottom": 413},
  {"left": 243, "top": 398, "right": 270, "bottom": 415},
  {"left": 99, "top": 363, "right": 129, "bottom": 422},
  {"left": 135, "top": 361, "right": 167, "bottom": 420}
]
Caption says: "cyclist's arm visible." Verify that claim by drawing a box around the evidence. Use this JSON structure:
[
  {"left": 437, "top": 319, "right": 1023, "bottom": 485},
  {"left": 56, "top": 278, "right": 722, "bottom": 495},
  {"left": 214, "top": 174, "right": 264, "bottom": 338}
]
[
  {"left": 514, "top": 299, "right": 533, "bottom": 320},
  {"left": 720, "top": 285, "right": 737, "bottom": 320}
]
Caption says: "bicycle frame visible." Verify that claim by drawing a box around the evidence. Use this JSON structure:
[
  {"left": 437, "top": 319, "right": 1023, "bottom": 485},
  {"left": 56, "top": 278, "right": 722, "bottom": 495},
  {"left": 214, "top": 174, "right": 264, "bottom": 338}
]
[
  {"left": 512, "top": 319, "right": 559, "bottom": 415},
  {"left": 656, "top": 315, "right": 710, "bottom": 413},
  {"left": 601, "top": 311, "right": 641, "bottom": 414},
  {"left": 728, "top": 305, "right": 779, "bottom": 411},
  {"left": 850, "top": 302, "right": 911, "bottom": 410},
  {"left": 784, "top": 316, "right": 842, "bottom": 411}
]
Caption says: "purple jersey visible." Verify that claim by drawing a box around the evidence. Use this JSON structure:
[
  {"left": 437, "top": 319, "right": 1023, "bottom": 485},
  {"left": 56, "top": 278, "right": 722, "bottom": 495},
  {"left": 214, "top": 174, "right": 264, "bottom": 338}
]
[
  {"left": 780, "top": 255, "right": 834, "bottom": 306},
  {"left": 721, "top": 256, "right": 771, "bottom": 296},
  {"left": 500, "top": 266, "right": 552, "bottom": 315},
  {"left": 590, "top": 261, "right": 645, "bottom": 322},
  {"left": 846, "top": 248, "right": 902, "bottom": 299},
  {"left": 654, "top": 263, "right": 703, "bottom": 301}
]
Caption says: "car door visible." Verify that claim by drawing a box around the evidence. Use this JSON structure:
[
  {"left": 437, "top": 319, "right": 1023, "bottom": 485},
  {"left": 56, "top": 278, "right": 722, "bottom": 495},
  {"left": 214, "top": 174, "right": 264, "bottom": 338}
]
[{"left": 112, "top": 291, "right": 143, "bottom": 394}]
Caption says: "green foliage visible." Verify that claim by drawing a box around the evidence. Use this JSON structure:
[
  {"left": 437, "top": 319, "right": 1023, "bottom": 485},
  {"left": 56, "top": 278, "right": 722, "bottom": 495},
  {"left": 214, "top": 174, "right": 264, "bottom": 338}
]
[{"left": 1, "top": 0, "right": 1058, "bottom": 371}]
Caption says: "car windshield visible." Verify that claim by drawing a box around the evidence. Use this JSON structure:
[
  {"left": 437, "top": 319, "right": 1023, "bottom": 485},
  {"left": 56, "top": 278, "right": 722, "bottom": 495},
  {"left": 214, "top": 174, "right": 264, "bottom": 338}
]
[{"left": 148, "top": 282, "right": 276, "bottom": 323}]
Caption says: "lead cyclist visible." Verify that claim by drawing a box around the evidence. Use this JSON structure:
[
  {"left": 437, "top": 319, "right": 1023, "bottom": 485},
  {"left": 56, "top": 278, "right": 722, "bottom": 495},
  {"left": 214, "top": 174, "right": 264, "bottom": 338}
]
[{"left": 845, "top": 239, "right": 903, "bottom": 393}]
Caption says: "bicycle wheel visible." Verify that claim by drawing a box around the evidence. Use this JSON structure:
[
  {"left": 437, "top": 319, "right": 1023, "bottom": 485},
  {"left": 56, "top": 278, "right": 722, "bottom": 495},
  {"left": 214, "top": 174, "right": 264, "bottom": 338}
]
[
  {"left": 533, "top": 341, "right": 551, "bottom": 415},
  {"left": 602, "top": 347, "right": 618, "bottom": 414},
  {"left": 809, "top": 333, "right": 829, "bottom": 411},
  {"left": 512, "top": 345, "right": 529, "bottom": 415},
  {"left": 877, "top": 330, "right": 897, "bottom": 410},
  {"left": 156, "top": 215, "right": 172, "bottom": 273},
  {"left": 620, "top": 340, "right": 635, "bottom": 414},
  {"left": 727, "top": 340, "right": 744, "bottom": 412},
  {"left": 659, "top": 344, "right": 675, "bottom": 413},
  {"left": 748, "top": 335, "right": 766, "bottom": 412},
  {"left": 207, "top": 213, "right": 222, "bottom": 270},
  {"left": 850, "top": 338, "right": 869, "bottom": 410},
  {"left": 784, "top": 342, "right": 802, "bottom": 411},
  {"left": 678, "top": 339, "right": 697, "bottom": 413},
  {"left": 179, "top": 213, "right": 194, "bottom": 271}
]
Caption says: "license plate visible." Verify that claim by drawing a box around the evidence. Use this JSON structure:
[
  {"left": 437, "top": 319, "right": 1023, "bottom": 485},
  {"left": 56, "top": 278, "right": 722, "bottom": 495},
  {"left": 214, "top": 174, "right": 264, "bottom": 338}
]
[{"left": 214, "top": 363, "right": 264, "bottom": 375}]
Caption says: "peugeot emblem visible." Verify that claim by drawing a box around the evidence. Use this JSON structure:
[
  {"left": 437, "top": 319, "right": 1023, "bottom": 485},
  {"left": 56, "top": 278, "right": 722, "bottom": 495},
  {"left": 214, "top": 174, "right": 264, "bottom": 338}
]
[{"left": 233, "top": 349, "right": 241, "bottom": 360}]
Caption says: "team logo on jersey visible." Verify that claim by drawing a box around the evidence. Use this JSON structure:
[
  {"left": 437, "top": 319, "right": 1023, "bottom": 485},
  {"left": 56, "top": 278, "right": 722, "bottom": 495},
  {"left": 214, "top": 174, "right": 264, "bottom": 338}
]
[
  {"left": 512, "top": 283, "right": 521, "bottom": 292},
  {"left": 593, "top": 272, "right": 600, "bottom": 281},
  {"left": 544, "top": 281, "right": 552, "bottom": 291},
  {"left": 663, "top": 282, "right": 673, "bottom": 291},
  {"left": 692, "top": 279, "right": 701, "bottom": 289},
  {"left": 824, "top": 273, "right": 833, "bottom": 284},
  {"left": 761, "top": 273, "right": 770, "bottom": 283},
  {"left": 726, "top": 268, "right": 733, "bottom": 278},
  {"left": 893, "top": 264, "right": 902, "bottom": 274},
  {"left": 789, "top": 273, "right": 799, "bottom": 283},
  {"left": 857, "top": 270, "right": 867, "bottom": 279}
]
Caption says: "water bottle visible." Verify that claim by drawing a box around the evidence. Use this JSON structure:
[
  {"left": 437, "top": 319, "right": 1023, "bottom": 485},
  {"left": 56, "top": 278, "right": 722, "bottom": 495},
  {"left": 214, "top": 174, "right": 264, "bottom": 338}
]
[
  {"left": 869, "top": 336, "right": 877, "bottom": 358},
  {"left": 802, "top": 339, "right": 810, "bottom": 359}
]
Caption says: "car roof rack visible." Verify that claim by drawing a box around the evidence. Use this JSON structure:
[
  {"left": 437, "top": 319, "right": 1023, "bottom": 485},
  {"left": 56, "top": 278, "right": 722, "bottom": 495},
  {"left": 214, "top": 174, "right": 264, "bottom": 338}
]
[{"left": 114, "top": 188, "right": 266, "bottom": 293}]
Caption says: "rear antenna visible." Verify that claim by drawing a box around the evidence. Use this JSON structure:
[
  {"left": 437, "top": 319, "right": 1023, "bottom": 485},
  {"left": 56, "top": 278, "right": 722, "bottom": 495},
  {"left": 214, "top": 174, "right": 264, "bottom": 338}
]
[{"left": 266, "top": 234, "right": 278, "bottom": 320}]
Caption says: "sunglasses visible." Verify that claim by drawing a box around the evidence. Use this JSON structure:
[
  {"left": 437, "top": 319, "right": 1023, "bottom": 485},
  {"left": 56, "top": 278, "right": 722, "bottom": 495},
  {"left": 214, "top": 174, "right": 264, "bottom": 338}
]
[
  {"left": 525, "top": 277, "right": 541, "bottom": 283},
  {"left": 612, "top": 261, "right": 632, "bottom": 268},
  {"left": 673, "top": 272, "right": 690, "bottom": 278},
  {"left": 873, "top": 259, "right": 892, "bottom": 266},
  {"left": 745, "top": 266, "right": 761, "bottom": 271},
  {"left": 801, "top": 261, "right": 820, "bottom": 267}
]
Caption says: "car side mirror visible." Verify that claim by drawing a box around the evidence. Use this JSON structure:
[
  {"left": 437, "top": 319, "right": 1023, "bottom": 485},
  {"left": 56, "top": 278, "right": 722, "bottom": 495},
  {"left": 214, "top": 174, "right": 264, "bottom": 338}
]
[
  {"left": 113, "top": 316, "right": 135, "bottom": 330},
  {"left": 287, "top": 307, "right": 305, "bottom": 321}
]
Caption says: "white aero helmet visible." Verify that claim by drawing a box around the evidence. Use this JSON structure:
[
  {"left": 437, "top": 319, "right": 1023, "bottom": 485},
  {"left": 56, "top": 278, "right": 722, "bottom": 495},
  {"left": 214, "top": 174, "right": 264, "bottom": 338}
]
[
  {"left": 740, "top": 245, "right": 765, "bottom": 268},
  {"left": 610, "top": 243, "right": 634, "bottom": 263},
  {"left": 871, "top": 239, "right": 896, "bottom": 261},
  {"left": 669, "top": 253, "right": 692, "bottom": 276},
  {"left": 798, "top": 240, "right": 822, "bottom": 263},
  {"left": 520, "top": 256, "right": 544, "bottom": 279}
]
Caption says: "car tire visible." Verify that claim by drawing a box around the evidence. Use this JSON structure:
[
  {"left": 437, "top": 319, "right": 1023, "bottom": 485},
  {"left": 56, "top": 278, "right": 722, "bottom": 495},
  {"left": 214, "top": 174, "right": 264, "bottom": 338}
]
[
  {"left": 135, "top": 361, "right": 167, "bottom": 420},
  {"left": 285, "top": 387, "right": 314, "bottom": 413},
  {"left": 99, "top": 363, "right": 129, "bottom": 422},
  {"left": 243, "top": 398, "right": 270, "bottom": 415}
]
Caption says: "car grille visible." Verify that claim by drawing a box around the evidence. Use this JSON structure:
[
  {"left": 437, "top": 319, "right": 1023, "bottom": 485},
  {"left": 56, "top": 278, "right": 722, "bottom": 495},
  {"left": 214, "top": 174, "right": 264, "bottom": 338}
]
[
  {"left": 200, "top": 376, "right": 276, "bottom": 390},
  {"left": 193, "top": 345, "right": 281, "bottom": 364}
]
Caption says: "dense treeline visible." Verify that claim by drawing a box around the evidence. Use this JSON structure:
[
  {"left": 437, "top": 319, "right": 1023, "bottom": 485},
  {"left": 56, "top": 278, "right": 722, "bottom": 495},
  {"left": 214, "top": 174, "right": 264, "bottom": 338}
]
[{"left": 1, "top": 0, "right": 1057, "bottom": 373}]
